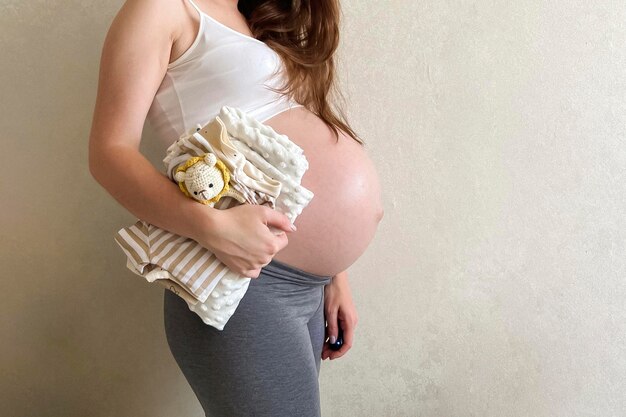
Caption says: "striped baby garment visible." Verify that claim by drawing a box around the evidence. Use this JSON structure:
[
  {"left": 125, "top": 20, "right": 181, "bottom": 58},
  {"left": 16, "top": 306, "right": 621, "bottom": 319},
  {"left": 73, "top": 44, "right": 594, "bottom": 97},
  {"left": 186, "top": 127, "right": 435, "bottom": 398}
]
[{"left": 114, "top": 106, "right": 314, "bottom": 330}]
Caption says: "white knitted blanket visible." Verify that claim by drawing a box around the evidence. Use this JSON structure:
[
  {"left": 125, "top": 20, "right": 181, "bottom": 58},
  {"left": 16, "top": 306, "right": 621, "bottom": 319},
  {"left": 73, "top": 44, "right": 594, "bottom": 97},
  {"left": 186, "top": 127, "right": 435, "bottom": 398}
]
[{"left": 115, "top": 106, "right": 314, "bottom": 330}]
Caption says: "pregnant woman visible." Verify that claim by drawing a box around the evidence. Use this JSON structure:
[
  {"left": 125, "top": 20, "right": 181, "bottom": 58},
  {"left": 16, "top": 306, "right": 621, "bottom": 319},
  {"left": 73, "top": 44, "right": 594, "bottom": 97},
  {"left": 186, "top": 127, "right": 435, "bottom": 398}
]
[{"left": 88, "top": 0, "right": 383, "bottom": 415}]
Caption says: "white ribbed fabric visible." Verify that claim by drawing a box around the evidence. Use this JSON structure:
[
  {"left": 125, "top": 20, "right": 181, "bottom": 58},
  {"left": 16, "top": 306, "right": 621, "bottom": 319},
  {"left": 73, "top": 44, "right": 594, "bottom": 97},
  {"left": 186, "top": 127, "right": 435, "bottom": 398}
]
[{"left": 114, "top": 106, "right": 314, "bottom": 330}]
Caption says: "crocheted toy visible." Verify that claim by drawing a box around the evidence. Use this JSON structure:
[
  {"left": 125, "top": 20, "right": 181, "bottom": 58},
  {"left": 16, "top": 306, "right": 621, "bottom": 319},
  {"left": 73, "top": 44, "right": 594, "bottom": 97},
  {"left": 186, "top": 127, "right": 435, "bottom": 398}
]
[{"left": 173, "top": 152, "right": 247, "bottom": 207}]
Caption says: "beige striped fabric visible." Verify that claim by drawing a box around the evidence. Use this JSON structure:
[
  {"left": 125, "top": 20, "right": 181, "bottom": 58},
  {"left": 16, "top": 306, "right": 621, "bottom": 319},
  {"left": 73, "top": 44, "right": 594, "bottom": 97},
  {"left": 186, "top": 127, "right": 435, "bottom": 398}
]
[
  {"left": 114, "top": 107, "right": 313, "bottom": 309},
  {"left": 114, "top": 195, "right": 266, "bottom": 305}
]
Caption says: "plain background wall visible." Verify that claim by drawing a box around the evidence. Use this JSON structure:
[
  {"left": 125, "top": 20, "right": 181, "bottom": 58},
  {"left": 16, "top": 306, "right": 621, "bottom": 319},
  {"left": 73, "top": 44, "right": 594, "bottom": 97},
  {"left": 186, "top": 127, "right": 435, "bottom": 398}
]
[{"left": 2, "top": 0, "right": 624, "bottom": 416}]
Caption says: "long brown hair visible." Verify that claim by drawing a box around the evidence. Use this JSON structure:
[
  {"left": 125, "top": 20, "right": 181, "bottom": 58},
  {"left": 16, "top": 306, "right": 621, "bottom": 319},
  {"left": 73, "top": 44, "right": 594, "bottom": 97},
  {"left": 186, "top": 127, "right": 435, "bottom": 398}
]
[{"left": 238, "top": 0, "right": 365, "bottom": 146}]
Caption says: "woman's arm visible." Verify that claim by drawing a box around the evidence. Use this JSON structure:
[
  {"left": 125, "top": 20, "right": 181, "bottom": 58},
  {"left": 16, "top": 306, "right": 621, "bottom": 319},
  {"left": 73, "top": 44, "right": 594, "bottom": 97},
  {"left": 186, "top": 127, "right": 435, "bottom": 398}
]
[
  {"left": 89, "top": 0, "right": 294, "bottom": 277},
  {"left": 88, "top": 0, "right": 206, "bottom": 237},
  {"left": 90, "top": 145, "right": 214, "bottom": 242}
]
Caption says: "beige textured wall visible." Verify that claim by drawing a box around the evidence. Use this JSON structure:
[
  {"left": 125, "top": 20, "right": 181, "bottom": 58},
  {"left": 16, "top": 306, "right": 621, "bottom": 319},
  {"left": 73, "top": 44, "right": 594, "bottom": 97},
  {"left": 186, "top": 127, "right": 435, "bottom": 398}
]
[{"left": 2, "top": 1, "right": 625, "bottom": 416}]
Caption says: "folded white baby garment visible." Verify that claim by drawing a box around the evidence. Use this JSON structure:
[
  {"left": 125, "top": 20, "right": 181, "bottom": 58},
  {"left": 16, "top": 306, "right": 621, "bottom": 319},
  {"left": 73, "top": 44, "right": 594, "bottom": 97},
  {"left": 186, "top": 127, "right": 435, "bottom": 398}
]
[{"left": 114, "top": 106, "right": 314, "bottom": 330}]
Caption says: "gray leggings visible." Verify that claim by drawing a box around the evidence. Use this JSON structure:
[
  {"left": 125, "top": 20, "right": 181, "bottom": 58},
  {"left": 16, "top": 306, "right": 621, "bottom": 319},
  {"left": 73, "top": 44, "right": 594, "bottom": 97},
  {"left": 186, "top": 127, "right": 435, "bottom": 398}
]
[{"left": 163, "top": 258, "right": 332, "bottom": 417}]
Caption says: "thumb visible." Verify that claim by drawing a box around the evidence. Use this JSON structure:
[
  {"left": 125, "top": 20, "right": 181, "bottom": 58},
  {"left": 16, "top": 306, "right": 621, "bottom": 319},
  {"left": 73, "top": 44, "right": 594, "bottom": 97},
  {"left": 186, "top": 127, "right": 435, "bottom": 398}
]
[{"left": 263, "top": 206, "right": 297, "bottom": 234}]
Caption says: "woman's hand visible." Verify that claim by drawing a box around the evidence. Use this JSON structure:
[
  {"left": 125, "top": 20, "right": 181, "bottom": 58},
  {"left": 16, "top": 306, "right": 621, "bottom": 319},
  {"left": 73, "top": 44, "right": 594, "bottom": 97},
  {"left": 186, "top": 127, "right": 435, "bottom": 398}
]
[
  {"left": 322, "top": 270, "right": 358, "bottom": 360},
  {"left": 192, "top": 204, "right": 296, "bottom": 278}
]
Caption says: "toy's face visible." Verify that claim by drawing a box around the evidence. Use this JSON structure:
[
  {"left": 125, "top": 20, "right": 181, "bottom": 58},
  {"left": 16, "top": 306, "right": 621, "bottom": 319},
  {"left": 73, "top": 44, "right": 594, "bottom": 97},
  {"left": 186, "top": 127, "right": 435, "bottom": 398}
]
[{"left": 185, "top": 163, "right": 226, "bottom": 202}]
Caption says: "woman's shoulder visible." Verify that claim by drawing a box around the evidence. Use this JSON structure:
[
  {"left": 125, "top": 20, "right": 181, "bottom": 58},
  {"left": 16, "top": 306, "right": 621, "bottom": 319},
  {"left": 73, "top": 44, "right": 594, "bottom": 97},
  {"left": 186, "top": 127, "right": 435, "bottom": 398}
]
[
  {"left": 108, "top": 0, "right": 183, "bottom": 46},
  {"left": 90, "top": 0, "right": 185, "bottom": 152}
]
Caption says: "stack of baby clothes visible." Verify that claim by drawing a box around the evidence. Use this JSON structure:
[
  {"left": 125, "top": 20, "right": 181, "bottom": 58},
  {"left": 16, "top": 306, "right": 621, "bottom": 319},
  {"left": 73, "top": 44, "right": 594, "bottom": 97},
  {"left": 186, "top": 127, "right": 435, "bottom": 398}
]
[{"left": 114, "top": 105, "right": 314, "bottom": 330}]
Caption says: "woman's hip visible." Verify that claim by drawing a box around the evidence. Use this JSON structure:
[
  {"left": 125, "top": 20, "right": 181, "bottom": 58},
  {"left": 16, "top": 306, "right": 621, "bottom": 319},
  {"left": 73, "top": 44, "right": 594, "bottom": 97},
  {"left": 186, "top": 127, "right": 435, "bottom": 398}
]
[{"left": 161, "top": 258, "right": 330, "bottom": 416}]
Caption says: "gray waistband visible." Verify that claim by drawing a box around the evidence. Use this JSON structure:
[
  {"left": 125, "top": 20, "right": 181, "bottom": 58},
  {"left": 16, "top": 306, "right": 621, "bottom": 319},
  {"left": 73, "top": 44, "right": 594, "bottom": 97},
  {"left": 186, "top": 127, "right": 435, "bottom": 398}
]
[{"left": 261, "top": 258, "right": 332, "bottom": 286}]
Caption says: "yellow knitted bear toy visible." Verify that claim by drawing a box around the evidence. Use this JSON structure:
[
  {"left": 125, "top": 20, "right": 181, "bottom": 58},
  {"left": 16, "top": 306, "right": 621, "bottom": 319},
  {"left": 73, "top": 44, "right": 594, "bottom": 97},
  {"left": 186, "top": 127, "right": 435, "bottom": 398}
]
[{"left": 173, "top": 152, "right": 247, "bottom": 207}]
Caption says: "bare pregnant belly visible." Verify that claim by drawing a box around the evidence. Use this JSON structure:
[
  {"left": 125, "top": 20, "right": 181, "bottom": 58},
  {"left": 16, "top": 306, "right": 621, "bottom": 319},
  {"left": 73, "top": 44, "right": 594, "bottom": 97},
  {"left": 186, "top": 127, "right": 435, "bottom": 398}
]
[{"left": 262, "top": 107, "right": 384, "bottom": 278}]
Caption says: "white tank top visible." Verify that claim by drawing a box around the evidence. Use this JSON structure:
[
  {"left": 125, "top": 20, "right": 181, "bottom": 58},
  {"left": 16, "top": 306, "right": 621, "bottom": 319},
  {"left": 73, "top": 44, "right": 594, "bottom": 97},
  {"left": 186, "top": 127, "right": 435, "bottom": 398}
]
[{"left": 146, "top": 0, "right": 304, "bottom": 148}]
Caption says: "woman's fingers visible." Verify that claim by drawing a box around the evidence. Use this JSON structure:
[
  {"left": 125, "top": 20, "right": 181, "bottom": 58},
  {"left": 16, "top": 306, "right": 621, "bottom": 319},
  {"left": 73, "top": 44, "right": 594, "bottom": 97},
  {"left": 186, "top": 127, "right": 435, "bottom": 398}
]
[
  {"left": 325, "top": 319, "right": 354, "bottom": 360},
  {"left": 271, "top": 230, "right": 289, "bottom": 253},
  {"left": 322, "top": 306, "right": 338, "bottom": 360},
  {"left": 323, "top": 308, "right": 358, "bottom": 360},
  {"left": 263, "top": 206, "right": 297, "bottom": 234}
]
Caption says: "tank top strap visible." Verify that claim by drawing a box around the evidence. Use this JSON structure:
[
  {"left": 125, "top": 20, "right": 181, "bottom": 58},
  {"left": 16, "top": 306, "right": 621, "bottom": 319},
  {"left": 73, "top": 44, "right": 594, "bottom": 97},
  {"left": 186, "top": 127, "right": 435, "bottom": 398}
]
[{"left": 185, "top": 0, "right": 204, "bottom": 16}]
